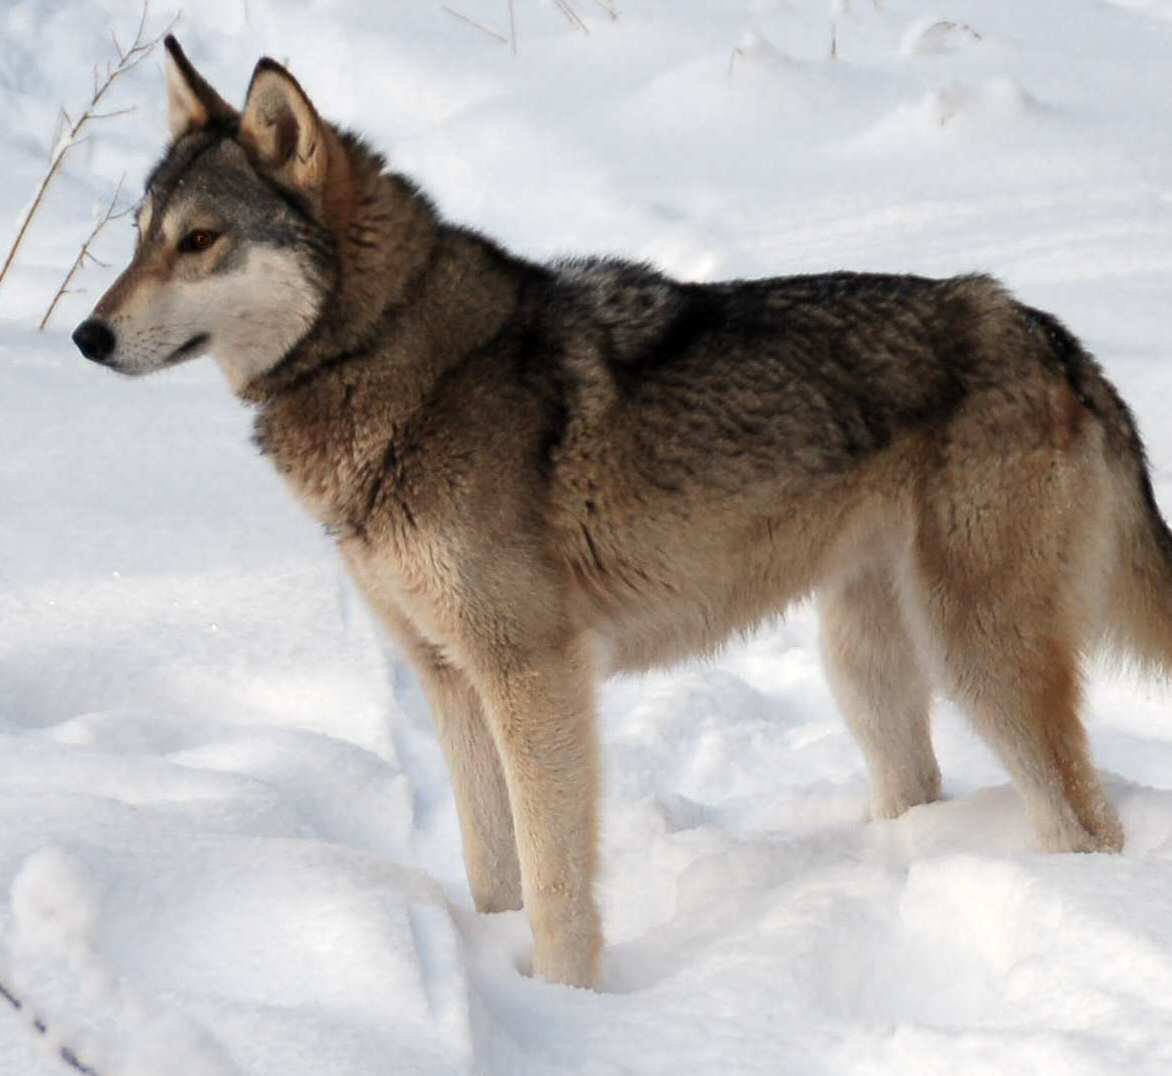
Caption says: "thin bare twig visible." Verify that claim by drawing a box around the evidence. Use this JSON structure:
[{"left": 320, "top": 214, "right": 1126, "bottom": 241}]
[
  {"left": 49, "top": 110, "right": 68, "bottom": 159},
  {"left": 508, "top": 0, "right": 517, "bottom": 54},
  {"left": 593, "top": 0, "right": 618, "bottom": 18},
  {"left": 440, "top": 5, "right": 509, "bottom": 43},
  {"left": 829, "top": 19, "right": 838, "bottom": 59},
  {"left": 555, "top": 0, "right": 590, "bottom": 34},
  {"left": 40, "top": 175, "right": 131, "bottom": 331},
  {"left": 727, "top": 47, "right": 744, "bottom": 77},
  {"left": 89, "top": 107, "right": 137, "bottom": 122},
  {"left": 0, "top": 1, "right": 177, "bottom": 293}
]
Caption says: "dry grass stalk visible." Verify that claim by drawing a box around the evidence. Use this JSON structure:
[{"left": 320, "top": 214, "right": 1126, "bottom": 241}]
[
  {"left": 39, "top": 175, "right": 132, "bottom": 331},
  {"left": 555, "top": 0, "right": 590, "bottom": 33},
  {"left": 440, "top": 5, "right": 509, "bottom": 43},
  {"left": 0, "top": 1, "right": 175, "bottom": 294}
]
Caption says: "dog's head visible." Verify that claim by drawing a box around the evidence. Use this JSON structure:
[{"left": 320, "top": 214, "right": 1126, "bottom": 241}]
[{"left": 72, "top": 38, "right": 335, "bottom": 391}]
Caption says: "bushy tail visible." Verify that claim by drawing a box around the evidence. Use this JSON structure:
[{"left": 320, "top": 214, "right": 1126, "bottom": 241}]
[
  {"left": 1104, "top": 458, "right": 1172, "bottom": 675},
  {"left": 1063, "top": 357, "right": 1172, "bottom": 674},
  {"left": 1022, "top": 305, "right": 1172, "bottom": 674}
]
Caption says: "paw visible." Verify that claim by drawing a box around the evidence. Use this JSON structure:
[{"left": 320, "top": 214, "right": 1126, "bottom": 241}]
[
  {"left": 869, "top": 764, "right": 943, "bottom": 820},
  {"left": 1040, "top": 802, "right": 1124, "bottom": 854},
  {"left": 532, "top": 939, "right": 600, "bottom": 990},
  {"left": 468, "top": 851, "right": 523, "bottom": 914},
  {"left": 528, "top": 895, "right": 602, "bottom": 989},
  {"left": 471, "top": 879, "right": 523, "bottom": 914}
]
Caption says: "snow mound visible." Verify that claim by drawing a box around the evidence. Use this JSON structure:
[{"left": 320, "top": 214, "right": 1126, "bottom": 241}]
[
  {"left": 11, "top": 848, "right": 101, "bottom": 964},
  {"left": 861, "top": 77, "right": 1039, "bottom": 145},
  {"left": 900, "top": 17, "right": 986, "bottom": 56},
  {"left": 5, "top": 847, "right": 241, "bottom": 1075}
]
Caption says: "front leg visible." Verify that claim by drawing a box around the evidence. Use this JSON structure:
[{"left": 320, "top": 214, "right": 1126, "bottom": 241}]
[
  {"left": 341, "top": 564, "right": 522, "bottom": 913},
  {"left": 415, "top": 654, "right": 522, "bottom": 914},
  {"left": 471, "top": 638, "right": 602, "bottom": 989}
]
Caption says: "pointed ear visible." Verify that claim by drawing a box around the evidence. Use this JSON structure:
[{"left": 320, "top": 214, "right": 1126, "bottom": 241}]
[
  {"left": 164, "top": 36, "right": 236, "bottom": 141},
  {"left": 239, "top": 59, "right": 328, "bottom": 196}
]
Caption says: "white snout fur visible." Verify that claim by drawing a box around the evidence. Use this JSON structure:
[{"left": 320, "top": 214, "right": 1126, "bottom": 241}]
[{"left": 105, "top": 247, "right": 321, "bottom": 391}]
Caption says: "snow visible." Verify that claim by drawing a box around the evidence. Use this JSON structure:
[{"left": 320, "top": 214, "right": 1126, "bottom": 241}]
[{"left": 2, "top": 0, "right": 1172, "bottom": 1071}]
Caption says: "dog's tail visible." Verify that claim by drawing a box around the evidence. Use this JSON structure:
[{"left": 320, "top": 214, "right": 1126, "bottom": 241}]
[
  {"left": 1036, "top": 307, "right": 1172, "bottom": 673},
  {"left": 1104, "top": 449, "right": 1172, "bottom": 675}
]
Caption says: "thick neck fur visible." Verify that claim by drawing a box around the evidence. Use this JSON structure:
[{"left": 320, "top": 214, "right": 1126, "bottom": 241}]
[
  {"left": 241, "top": 130, "right": 443, "bottom": 403},
  {"left": 242, "top": 128, "right": 532, "bottom": 535}
]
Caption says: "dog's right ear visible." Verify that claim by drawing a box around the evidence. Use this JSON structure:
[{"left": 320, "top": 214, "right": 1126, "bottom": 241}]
[
  {"left": 237, "top": 58, "right": 330, "bottom": 198},
  {"left": 238, "top": 58, "right": 328, "bottom": 198},
  {"left": 164, "top": 36, "right": 237, "bottom": 141}
]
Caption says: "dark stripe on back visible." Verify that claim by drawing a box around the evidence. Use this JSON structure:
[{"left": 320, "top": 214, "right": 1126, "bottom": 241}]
[{"left": 610, "top": 285, "right": 728, "bottom": 388}]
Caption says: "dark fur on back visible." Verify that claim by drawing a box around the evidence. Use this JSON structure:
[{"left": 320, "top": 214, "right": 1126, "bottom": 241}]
[{"left": 246, "top": 135, "right": 1107, "bottom": 512}]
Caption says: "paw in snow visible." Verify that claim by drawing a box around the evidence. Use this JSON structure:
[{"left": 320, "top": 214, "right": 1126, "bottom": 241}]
[{"left": 868, "top": 764, "right": 942, "bottom": 821}]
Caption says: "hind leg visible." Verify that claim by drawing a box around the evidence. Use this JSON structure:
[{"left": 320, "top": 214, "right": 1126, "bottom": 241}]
[
  {"left": 926, "top": 614, "right": 1119, "bottom": 852},
  {"left": 988, "top": 653, "right": 1122, "bottom": 853},
  {"left": 906, "top": 467, "right": 1122, "bottom": 853},
  {"left": 820, "top": 565, "right": 941, "bottom": 819}
]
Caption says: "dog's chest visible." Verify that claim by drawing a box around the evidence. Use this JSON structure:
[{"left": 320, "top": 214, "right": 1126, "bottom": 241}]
[
  {"left": 255, "top": 398, "right": 401, "bottom": 536},
  {"left": 259, "top": 421, "right": 454, "bottom": 606},
  {"left": 263, "top": 436, "right": 362, "bottom": 535},
  {"left": 338, "top": 520, "right": 471, "bottom": 658}
]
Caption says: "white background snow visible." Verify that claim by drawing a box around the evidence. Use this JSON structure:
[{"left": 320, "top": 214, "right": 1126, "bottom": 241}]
[{"left": 2, "top": 0, "right": 1172, "bottom": 1072}]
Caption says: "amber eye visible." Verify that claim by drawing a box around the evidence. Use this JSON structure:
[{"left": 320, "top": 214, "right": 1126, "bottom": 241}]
[{"left": 178, "top": 229, "right": 219, "bottom": 254}]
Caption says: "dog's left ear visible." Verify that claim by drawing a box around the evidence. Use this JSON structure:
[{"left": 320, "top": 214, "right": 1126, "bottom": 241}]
[{"left": 239, "top": 59, "right": 328, "bottom": 197}]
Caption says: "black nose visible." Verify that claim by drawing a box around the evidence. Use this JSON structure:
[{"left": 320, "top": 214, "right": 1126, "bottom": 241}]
[{"left": 72, "top": 319, "right": 116, "bottom": 363}]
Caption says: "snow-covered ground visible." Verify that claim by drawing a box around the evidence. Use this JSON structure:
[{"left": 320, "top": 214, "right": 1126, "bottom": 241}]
[{"left": 3, "top": 0, "right": 1172, "bottom": 1071}]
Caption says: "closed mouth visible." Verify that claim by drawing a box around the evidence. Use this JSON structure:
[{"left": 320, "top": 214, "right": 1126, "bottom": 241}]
[{"left": 167, "top": 333, "right": 210, "bottom": 364}]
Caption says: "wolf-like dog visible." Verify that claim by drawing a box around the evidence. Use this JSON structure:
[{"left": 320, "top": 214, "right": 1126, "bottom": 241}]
[{"left": 73, "top": 37, "right": 1172, "bottom": 989}]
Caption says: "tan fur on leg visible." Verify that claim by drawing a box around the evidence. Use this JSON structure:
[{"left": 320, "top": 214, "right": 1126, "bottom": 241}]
[
  {"left": 471, "top": 638, "right": 602, "bottom": 988},
  {"left": 905, "top": 423, "right": 1122, "bottom": 854},
  {"left": 341, "top": 564, "right": 523, "bottom": 912},
  {"left": 820, "top": 564, "right": 941, "bottom": 819},
  {"left": 414, "top": 657, "right": 523, "bottom": 912}
]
